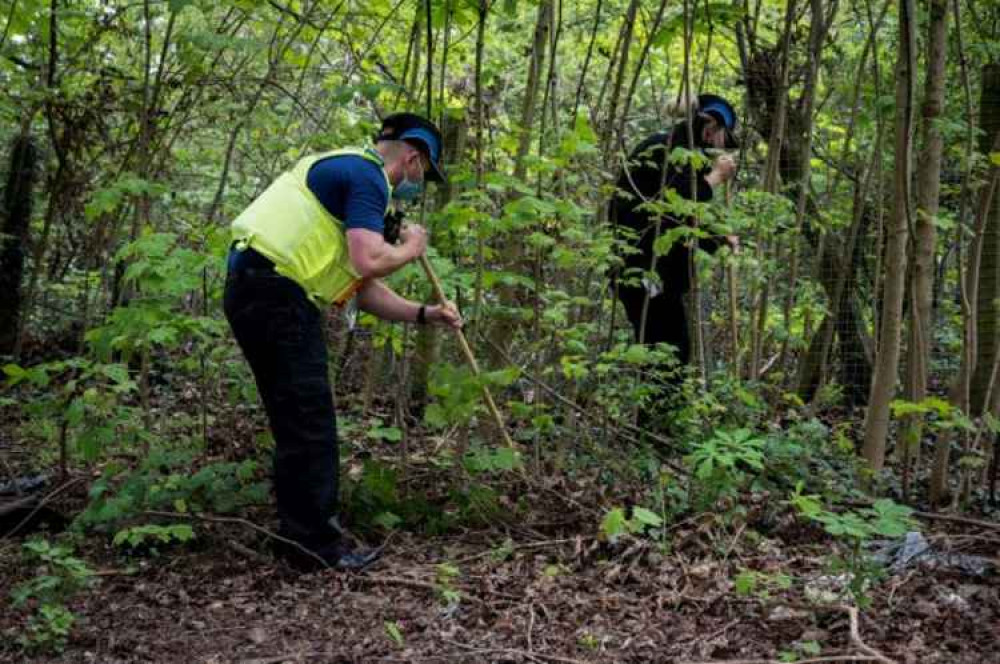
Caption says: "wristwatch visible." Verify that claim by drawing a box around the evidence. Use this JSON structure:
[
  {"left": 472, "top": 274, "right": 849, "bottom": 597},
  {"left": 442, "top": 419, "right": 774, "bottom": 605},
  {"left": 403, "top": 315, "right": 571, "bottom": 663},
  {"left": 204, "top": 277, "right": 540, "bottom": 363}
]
[{"left": 417, "top": 305, "right": 427, "bottom": 324}]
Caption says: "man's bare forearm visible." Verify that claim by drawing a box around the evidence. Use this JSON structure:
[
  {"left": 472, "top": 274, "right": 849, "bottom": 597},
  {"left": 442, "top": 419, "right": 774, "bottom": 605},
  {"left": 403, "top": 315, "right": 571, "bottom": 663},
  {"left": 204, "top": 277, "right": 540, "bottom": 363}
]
[
  {"left": 346, "top": 228, "right": 421, "bottom": 279},
  {"left": 356, "top": 279, "right": 421, "bottom": 322}
]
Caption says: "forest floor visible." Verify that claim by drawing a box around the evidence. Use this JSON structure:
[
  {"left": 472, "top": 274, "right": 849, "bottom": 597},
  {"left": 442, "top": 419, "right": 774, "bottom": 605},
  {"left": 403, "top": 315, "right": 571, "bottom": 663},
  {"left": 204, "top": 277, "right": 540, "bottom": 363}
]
[
  {"left": 1, "top": 390, "right": 999, "bottom": 664},
  {"left": 2, "top": 467, "right": 998, "bottom": 662}
]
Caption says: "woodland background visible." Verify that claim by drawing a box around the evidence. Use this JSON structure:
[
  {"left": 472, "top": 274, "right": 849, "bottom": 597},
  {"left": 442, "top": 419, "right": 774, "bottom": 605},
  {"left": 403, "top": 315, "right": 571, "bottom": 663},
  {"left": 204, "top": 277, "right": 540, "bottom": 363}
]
[{"left": 0, "top": 0, "right": 998, "bottom": 662}]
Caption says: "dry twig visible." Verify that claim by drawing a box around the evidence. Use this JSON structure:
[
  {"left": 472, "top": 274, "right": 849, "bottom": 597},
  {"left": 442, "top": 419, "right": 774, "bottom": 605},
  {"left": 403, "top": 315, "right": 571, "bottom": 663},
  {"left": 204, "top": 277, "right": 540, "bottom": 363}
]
[
  {"left": 843, "top": 605, "right": 896, "bottom": 664},
  {"left": 681, "top": 657, "right": 884, "bottom": 664},
  {"left": 3, "top": 476, "right": 84, "bottom": 538},
  {"left": 143, "top": 510, "right": 331, "bottom": 570},
  {"left": 913, "top": 510, "right": 1000, "bottom": 531},
  {"left": 441, "top": 638, "right": 587, "bottom": 664}
]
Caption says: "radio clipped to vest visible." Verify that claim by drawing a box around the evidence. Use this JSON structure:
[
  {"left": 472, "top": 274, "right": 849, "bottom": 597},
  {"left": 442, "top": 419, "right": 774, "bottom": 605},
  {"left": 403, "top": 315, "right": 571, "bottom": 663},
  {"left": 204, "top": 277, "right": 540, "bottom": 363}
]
[{"left": 230, "top": 147, "right": 391, "bottom": 307}]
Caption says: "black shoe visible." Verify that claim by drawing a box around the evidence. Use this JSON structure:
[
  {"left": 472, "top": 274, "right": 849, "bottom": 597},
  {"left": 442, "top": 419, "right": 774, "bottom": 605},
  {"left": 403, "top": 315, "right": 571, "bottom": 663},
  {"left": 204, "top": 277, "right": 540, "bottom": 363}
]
[
  {"left": 335, "top": 547, "right": 381, "bottom": 571},
  {"left": 273, "top": 537, "right": 382, "bottom": 572}
]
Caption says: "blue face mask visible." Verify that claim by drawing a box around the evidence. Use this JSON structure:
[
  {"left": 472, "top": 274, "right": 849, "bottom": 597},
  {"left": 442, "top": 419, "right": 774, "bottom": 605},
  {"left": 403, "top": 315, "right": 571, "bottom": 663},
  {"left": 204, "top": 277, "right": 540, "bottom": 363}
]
[{"left": 392, "top": 177, "right": 423, "bottom": 201}]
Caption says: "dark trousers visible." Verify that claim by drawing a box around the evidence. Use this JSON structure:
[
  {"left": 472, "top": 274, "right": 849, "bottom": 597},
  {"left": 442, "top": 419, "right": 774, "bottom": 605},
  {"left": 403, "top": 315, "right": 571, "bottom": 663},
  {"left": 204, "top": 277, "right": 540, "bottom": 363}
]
[
  {"left": 223, "top": 252, "right": 341, "bottom": 557},
  {"left": 617, "top": 282, "right": 691, "bottom": 429},
  {"left": 617, "top": 282, "right": 691, "bottom": 366}
]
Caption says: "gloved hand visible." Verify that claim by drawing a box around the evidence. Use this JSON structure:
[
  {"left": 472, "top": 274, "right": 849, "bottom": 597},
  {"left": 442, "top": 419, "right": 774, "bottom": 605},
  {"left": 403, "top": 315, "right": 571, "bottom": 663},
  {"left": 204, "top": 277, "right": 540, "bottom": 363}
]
[{"left": 383, "top": 209, "right": 406, "bottom": 245}]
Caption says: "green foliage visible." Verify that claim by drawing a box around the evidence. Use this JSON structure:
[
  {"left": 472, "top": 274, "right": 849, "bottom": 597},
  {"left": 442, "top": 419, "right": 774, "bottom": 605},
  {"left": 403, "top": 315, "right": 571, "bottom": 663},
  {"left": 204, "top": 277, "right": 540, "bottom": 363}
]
[
  {"left": 463, "top": 444, "right": 523, "bottom": 474},
  {"left": 434, "top": 563, "right": 463, "bottom": 606},
  {"left": 733, "top": 568, "right": 793, "bottom": 600},
  {"left": 86, "top": 231, "right": 227, "bottom": 362},
  {"left": 598, "top": 505, "right": 664, "bottom": 544},
  {"left": 790, "top": 489, "right": 918, "bottom": 542},
  {"left": 685, "top": 428, "right": 765, "bottom": 507},
  {"left": 779, "top": 640, "right": 822, "bottom": 662},
  {"left": 75, "top": 447, "right": 269, "bottom": 534},
  {"left": 753, "top": 418, "right": 864, "bottom": 498},
  {"left": 112, "top": 523, "right": 196, "bottom": 551},
  {"left": 384, "top": 621, "right": 404, "bottom": 648},
  {"left": 424, "top": 363, "right": 519, "bottom": 430},
  {"left": 10, "top": 540, "right": 95, "bottom": 653},
  {"left": 366, "top": 418, "right": 403, "bottom": 443},
  {"left": 4, "top": 358, "right": 142, "bottom": 462},
  {"left": 789, "top": 485, "right": 918, "bottom": 606}
]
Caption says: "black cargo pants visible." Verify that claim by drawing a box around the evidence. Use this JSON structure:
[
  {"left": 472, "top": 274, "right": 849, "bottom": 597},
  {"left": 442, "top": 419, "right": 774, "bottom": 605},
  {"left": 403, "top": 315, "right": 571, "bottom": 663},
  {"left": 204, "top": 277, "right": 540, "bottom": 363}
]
[{"left": 223, "top": 248, "right": 341, "bottom": 561}]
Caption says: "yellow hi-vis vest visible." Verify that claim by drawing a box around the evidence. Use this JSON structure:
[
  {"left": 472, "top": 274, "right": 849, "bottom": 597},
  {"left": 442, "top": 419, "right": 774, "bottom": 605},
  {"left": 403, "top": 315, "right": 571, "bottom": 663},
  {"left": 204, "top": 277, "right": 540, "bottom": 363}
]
[{"left": 230, "top": 147, "right": 391, "bottom": 307}]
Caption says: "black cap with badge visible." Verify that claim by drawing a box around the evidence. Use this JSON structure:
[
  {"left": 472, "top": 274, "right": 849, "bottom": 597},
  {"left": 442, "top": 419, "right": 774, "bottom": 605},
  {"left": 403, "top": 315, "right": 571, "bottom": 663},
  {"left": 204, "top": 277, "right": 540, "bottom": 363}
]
[
  {"left": 375, "top": 113, "right": 447, "bottom": 183},
  {"left": 696, "top": 93, "right": 739, "bottom": 150}
]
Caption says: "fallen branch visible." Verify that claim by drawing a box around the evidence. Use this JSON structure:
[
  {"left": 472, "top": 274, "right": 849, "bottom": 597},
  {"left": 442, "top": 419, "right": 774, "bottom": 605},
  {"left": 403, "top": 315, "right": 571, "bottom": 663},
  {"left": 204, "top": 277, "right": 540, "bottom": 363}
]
[
  {"left": 226, "top": 538, "right": 270, "bottom": 564},
  {"left": 682, "top": 602, "right": 897, "bottom": 664},
  {"left": 348, "top": 574, "right": 496, "bottom": 607},
  {"left": 453, "top": 537, "right": 581, "bottom": 564},
  {"left": 441, "top": 638, "right": 587, "bottom": 664},
  {"left": 143, "top": 510, "right": 331, "bottom": 570},
  {"left": 681, "top": 657, "right": 881, "bottom": 664},
  {"left": 3, "top": 477, "right": 84, "bottom": 538},
  {"left": 844, "top": 605, "right": 896, "bottom": 664},
  {"left": 913, "top": 510, "right": 1000, "bottom": 532},
  {"left": 240, "top": 653, "right": 315, "bottom": 664}
]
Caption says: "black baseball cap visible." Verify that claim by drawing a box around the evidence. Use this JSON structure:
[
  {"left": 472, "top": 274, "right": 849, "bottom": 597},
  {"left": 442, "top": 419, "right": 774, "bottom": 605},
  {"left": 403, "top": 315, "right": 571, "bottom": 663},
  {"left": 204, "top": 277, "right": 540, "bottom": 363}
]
[
  {"left": 376, "top": 112, "right": 446, "bottom": 183},
  {"left": 697, "top": 93, "right": 739, "bottom": 149}
]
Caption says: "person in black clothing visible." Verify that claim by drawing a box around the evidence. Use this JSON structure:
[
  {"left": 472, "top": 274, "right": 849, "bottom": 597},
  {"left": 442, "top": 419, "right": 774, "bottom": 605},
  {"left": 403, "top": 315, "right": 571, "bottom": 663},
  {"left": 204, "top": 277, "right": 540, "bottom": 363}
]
[{"left": 610, "top": 93, "right": 739, "bottom": 388}]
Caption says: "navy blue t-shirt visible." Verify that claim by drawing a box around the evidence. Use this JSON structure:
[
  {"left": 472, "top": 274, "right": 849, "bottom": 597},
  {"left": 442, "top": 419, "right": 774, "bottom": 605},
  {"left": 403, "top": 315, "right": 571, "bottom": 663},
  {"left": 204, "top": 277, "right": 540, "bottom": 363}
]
[{"left": 306, "top": 154, "right": 388, "bottom": 234}]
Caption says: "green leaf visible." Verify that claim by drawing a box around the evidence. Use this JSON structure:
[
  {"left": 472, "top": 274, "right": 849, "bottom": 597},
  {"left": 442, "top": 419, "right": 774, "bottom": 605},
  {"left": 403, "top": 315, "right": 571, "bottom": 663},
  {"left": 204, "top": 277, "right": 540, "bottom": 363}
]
[
  {"left": 374, "top": 511, "right": 402, "bottom": 530},
  {"left": 734, "top": 570, "right": 757, "bottom": 596},
  {"left": 622, "top": 344, "right": 650, "bottom": 364},
  {"left": 600, "top": 507, "right": 629, "bottom": 543},
  {"left": 65, "top": 398, "right": 85, "bottom": 428},
  {"left": 3, "top": 363, "right": 27, "bottom": 384},
  {"left": 801, "top": 640, "right": 822, "bottom": 656},
  {"left": 385, "top": 621, "right": 404, "bottom": 647},
  {"left": 631, "top": 507, "right": 664, "bottom": 529}
]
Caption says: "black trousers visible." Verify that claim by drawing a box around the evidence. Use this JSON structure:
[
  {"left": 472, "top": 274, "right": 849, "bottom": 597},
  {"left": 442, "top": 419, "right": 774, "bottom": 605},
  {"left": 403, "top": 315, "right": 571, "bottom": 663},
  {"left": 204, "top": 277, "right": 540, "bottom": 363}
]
[
  {"left": 617, "top": 282, "right": 691, "bottom": 366},
  {"left": 223, "top": 251, "right": 341, "bottom": 558}
]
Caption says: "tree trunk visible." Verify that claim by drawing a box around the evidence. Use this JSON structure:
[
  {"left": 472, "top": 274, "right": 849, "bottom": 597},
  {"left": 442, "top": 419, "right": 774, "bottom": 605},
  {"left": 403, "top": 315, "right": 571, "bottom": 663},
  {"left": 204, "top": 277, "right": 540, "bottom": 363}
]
[
  {"left": 747, "top": 0, "right": 796, "bottom": 379},
  {"left": 600, "top": 0, "right": 639, "bottom": 157},
  {"left": 512, "top": 0, "right": 552, "bottom": 181},
  {"left": 900, "top": 0, "right": 948, "bottom": 490},
  {"left": 471, "top": 0, "right": 488, "bottom": 331},
  {"left": 0, "top": 135, "right": 38, "bottom": 354},
  {"left": 862, "top": 0, "right": 916, "bottom": 473},
  {"left": 779, "top": 0, "right": 836, "bottom": 373},
  {"left": 796, "top": 0, "right": 887, "bottom": 406},
  {"left": 488, "top": 0, "right": 552, "bottom": 365},
  {"left": 969, "top": 63, "right": 1000, "bottom": 414}
]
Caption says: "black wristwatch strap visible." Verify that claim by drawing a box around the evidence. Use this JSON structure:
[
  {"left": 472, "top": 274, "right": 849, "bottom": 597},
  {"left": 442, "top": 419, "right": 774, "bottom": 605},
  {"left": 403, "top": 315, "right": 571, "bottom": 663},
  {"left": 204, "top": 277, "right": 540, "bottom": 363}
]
[{"left": 416, "top": 304, "right": 427, "bottom": 324}]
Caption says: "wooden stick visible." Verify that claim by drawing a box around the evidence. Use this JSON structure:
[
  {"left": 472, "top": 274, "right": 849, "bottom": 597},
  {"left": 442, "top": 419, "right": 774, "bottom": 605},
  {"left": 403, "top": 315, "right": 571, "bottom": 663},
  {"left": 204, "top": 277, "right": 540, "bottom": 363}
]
[
  {"left": 143, "top": 510, "right": 331, "bottom": 570},
  {"left": 418, "top": 254, "right": 516, "bottom": 448},
  {"left": 727, "top": 259, "right": 740, "bottom": 376},
  {"left": 724, "top": 182, "right": 740, "bottom": 377},
  {"left": 845, "top": 605, "right": 896, "bottom": 664}
]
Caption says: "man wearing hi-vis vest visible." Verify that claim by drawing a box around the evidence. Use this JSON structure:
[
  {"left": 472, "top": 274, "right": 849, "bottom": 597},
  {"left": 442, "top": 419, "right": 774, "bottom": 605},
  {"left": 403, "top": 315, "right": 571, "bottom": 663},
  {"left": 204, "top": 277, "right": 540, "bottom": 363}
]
[{"left": 224, "top": 113, "right": 461, "bottom": 571}]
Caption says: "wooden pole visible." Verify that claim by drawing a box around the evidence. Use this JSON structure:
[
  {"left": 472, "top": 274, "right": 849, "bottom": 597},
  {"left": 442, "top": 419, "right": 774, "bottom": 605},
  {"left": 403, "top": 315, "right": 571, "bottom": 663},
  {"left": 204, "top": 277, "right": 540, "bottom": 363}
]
[
  {"left": 725, "top": 182, "right": 740, "bottom": 377},
  {"left": 418, "top": 255, "right": 516, "bottom": 448}
]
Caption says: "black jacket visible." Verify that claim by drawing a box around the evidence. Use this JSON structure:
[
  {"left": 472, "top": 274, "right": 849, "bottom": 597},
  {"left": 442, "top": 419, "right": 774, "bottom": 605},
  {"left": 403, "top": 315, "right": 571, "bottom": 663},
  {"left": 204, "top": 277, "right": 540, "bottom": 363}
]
[{"left": 610, "top": 120, "right": 722, "bottom": 294}]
